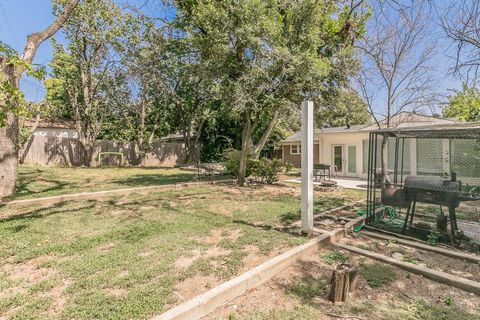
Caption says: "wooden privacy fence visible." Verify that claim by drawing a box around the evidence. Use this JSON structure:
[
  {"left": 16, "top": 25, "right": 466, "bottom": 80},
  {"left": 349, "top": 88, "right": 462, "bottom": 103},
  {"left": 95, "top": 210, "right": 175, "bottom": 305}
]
[{"left": 22, "top": 135, "right": 198, "bottom": 167}]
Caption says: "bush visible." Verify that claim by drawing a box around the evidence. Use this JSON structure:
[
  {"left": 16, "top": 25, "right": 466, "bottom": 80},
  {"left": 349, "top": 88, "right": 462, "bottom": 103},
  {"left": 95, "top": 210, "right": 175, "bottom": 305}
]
[
  {"left": 252, "top": 158, "right": 284, "bottom": 184},
  {"left": 285, "top": 161, "right": 294, "bottom": 173},
  {"left": 223, "top": 151, "right": 284, "bottom": 183},
  {"left": 223, "top": 149, "right": 255, "bottom": 178}
]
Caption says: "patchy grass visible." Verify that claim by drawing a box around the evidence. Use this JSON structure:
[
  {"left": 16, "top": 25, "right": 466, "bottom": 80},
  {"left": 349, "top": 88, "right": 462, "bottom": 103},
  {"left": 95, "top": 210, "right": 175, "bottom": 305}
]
[
  {"left": 361, "top": 262, "right": 397, "bottom": 288},
  {"left": 11, "top": 165, "right": 226, "bottom": 200},
  {"left": 239, "top": 305, "right": 322, "bottom": 320},
  {"left": 0, "top": 184, "right": 362, "bottom": 319},
  {"left": 321, "top": 251, "right": 347, "bottom": 265},
  {"left": 287, "top": 276, "right": 327, "bottom": 303}
]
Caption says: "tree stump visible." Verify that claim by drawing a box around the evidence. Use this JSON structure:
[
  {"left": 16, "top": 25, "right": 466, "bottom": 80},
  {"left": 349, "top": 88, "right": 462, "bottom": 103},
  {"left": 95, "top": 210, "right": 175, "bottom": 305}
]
[{"left": 328, "top": 263, "right": 358, "bottom": 303}]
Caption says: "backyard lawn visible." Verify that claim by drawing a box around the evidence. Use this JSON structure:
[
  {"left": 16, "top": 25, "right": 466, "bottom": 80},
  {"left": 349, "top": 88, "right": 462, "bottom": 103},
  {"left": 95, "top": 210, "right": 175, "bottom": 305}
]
[
  {"left": 11, "top": 165, "right": 222, "bottom": 200},
  {"left": 0, "top": 182, "right": 364, "bottom": 320}
]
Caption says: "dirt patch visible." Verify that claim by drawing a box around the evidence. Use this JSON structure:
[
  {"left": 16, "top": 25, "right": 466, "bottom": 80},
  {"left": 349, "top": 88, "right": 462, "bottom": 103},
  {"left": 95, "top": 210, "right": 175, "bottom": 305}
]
[
  {"left": 175, "top": 247, "right": 231, "bottom": 269},
  {"left": 138, "top": 250, "right": 154, "bottom": 258},
  {"left": 1, "top": 256, "right": 57, "bottom": 284},
  {"left": 174, "top": 250, "right": 202, "bottom": 269},
  {"left": 173, "top": 275, "right": 219, "bottom": 303},
  {"left": 105, "top": 287, "right": 127, "bottom": 297},
  {"left": 341, "top": 233, "right": 480, "bottom": 282},
  {"left": 117, "top": 270, "right": 129, "bottom": 278},
  {"left": 97, "top": 242, "right": 116, "bottom": 252},
  {"left": 203, "top": 228, "right": 244, "bottom": 245},
  {"left": 44, "top": 278, "right": 72, "bottom": 316},
  {"left": 207, "top": 247, "right": 480, "bottom": 319}
]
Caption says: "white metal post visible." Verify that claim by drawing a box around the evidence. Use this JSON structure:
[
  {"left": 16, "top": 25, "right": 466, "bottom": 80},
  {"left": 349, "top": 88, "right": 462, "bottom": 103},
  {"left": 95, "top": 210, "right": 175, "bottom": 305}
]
[{"left": 301, "top": 100, "right": 314, "bottom": 235}]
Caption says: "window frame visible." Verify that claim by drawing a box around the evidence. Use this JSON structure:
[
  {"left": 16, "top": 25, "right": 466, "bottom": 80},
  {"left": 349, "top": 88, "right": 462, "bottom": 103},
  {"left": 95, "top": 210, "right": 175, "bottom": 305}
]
[{"left": 290, "top": 144, "right": 301, "bottom": 155}]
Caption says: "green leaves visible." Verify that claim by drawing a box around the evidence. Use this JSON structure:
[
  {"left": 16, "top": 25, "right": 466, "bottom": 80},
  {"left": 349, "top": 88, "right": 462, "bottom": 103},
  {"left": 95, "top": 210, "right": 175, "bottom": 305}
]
[
  {"left": 0, "top": 42, "right": 45, "bottom": 127},
  {"left": 443, "top": 82, "right": 480, "bottom": 122}
]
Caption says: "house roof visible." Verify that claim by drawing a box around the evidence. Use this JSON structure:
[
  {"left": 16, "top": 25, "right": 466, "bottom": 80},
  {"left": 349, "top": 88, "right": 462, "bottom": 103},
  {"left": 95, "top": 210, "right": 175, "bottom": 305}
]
[
  {"left": 280, "top": 112, "right": 462, "bottom": 143},
  {"left": 374, "top": 122, "right": 480, "bottom": 139}
]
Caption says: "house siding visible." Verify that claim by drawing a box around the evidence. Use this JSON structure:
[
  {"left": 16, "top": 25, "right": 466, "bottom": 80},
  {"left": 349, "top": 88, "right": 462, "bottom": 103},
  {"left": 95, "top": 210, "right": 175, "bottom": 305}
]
[{"left": 283, "top": 143, "right": 319, "bottom": 167}]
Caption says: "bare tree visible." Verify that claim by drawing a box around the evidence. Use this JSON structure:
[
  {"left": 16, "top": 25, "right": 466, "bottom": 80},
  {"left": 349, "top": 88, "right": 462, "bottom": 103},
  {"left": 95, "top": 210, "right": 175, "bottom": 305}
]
[
  {"left": 0, "top": 0, "right": 79, "bottom": 199},
  {"left": 440, "top": 1, "right": 480, "bottom": 82},
  {"left": 356, "top": 0, "right": 437, "bottom": 177}
]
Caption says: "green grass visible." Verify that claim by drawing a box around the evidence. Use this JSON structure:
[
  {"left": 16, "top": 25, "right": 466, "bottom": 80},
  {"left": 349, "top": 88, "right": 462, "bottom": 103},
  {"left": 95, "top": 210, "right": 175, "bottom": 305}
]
[
  {"left": 240, "top": 305, "right": 322, "bottom": 320},
  {"left": 11, "top": 165, "right": 226, "bottom": 200},
  {"left": 287, "top": 276, "right": 327, "bottom": 303},
  {"left": 360, "top": 262, "right": 397, "bottom": 288},
  {"left": 321, "top": 251, "right": 347, "bottom": 265},
  {"left": 0, "top": 184, "right": 363, "bottom": 319}
]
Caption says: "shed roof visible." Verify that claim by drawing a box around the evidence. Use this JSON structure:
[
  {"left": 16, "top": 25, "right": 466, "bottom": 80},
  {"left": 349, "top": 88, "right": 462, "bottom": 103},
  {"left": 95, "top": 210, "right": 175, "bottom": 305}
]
[{"left": 373, "top": 122, "right": 480, "bottom": 139}]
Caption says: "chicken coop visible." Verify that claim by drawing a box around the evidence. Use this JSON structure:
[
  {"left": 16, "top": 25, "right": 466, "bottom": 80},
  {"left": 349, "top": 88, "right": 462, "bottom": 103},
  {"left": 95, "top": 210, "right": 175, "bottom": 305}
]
[{"left": 365, "top": 123, "right": 480, "bottom": 243}]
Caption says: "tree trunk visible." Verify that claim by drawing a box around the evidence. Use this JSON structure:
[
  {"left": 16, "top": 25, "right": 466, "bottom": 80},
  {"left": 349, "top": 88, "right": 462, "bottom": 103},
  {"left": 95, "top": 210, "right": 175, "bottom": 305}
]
[
  {"left": 0, "top": 0, "right": 79, "bottom": 200},
  {"left": 0, "top": 113, "right": 19, "bottom": 200},
  {"left": 0, "top": 60, "right": 19, "bottom": 200},
  {"left": 237, "top": 112, "right": 252, "bottom": 186},
  {"left": 252, "top": 109, "right": 280, "bottom": 159},
  {"left": 380, "top": 133, "right": 388, "bottom": 184},
  {"left": 329, "top": 263, "right": 358, "bottom": 303}
]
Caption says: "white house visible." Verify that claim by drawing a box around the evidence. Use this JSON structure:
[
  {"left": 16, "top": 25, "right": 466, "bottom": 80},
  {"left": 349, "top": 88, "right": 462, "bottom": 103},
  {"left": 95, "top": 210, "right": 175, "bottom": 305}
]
[{"left": 280, "top": 112, "right": 467, "bottom": 179}]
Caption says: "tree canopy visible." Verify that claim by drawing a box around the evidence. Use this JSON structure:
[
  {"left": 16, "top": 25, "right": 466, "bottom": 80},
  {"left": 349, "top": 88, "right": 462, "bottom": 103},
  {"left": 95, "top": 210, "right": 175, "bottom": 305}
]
[{"left": 443, "top": 83, "right": 480, "bottom": 122}]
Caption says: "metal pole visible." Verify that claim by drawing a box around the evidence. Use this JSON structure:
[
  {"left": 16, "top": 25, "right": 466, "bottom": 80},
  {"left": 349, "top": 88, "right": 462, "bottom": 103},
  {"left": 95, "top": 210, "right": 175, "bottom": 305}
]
[{"left": 301, "top": 100, "right": 314, "bottom": 235}]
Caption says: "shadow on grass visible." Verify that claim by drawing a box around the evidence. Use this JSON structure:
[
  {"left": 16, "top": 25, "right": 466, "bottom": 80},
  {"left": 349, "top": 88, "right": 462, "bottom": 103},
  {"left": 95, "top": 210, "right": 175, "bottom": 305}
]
[
  {"left": 232, "top": 218, "right": 305, "bottom": 238},
  {"left": 0, "top": 201, "right": 97, "bottom": 223},
  {"left": 278, "top": 260, "right": 328, "bottom": 307},
  {"left": 109, "top": 172, "right": 229, "bottom": 188}
]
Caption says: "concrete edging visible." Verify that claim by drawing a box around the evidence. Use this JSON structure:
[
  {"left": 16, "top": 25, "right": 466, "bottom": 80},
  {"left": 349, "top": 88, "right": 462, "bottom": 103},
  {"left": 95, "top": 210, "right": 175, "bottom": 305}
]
[
  {"left": 153, "top": 214, "right": 367, "bottom": 320},
  {"left": 336, "top": 243, "right": 480, "bottom": 296},
  {"left": 1, "top": 179, "right": 233, "bottom": 207},
  {"left": 152, "top": 229, "right": 344, "bottom": 320},
  {"left": 361, "top": 230, "right": 480, "bottom": 264}
]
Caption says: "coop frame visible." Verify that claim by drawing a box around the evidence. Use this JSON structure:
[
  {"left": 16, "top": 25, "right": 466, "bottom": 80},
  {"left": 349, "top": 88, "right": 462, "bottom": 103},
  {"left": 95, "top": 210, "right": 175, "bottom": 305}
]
[{"left": 366, "top": 122, "right": 480, "bottom": 238}]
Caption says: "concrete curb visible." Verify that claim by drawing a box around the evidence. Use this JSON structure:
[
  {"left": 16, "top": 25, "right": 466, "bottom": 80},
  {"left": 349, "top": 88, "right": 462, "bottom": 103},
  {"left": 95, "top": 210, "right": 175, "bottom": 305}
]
[
  {"left": 152, "top": 229, "right": 343, "bottom": 320},
  {"left": 153, "top": 214, "right": 366, "bottom": 320},
  {"left": 336, "top": 243, "right": 480, "bottom": 296},
  {"left": 1, "top": 179, "right": 233, "bottom": 207},
  {"left": 361, "top": 230, "right": 480, "bottom": 264}
]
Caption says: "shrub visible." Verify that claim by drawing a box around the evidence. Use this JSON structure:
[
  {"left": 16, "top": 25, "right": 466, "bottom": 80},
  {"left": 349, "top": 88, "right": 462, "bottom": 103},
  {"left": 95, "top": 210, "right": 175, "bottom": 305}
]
[
  {"left": 285, "top": 161, "right": 294, "bottom": 173},
  {"left": 223, "top": 149, "right": 255, "bottom": 178},
  {"left": 427, "top": 229, "right": 441, "bottom": 246},
  {"left": 252, "top": 158, "right": 284, "bottom": 184}
]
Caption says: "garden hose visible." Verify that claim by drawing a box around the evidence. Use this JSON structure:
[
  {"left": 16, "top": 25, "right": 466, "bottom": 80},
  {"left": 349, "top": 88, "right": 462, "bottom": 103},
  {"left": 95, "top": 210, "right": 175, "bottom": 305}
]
[{"left": 353, "top": 205, "right": 403, "bottom": 233}]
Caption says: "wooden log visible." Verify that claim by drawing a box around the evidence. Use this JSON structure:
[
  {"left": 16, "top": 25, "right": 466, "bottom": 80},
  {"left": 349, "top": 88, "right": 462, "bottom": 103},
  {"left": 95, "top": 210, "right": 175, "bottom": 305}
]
[{"left": 329, "top": 263, "right": 358, "bottom": 303}]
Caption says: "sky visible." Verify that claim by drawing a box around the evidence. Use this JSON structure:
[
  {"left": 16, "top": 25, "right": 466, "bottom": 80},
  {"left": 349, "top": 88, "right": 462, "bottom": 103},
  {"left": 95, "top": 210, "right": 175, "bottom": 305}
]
[{"left": 0, "top": 0, "right": 465, "bottom": 115}]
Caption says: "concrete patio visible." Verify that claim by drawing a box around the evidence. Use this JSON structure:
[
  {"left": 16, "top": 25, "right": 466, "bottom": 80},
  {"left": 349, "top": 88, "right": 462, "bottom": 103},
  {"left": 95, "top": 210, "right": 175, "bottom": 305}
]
[{"left": 285, "top": 177, "right": 368, "bottom": 190}]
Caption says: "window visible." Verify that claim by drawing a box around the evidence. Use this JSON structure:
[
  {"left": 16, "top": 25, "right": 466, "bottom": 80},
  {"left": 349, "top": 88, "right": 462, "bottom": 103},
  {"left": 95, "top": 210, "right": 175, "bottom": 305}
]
[{"left": 291, "top": 144, "right": 301, "bottom": 154}]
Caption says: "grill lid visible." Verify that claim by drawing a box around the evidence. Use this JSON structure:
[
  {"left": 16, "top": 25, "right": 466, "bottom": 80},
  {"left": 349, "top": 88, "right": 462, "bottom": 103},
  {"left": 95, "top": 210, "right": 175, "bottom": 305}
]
[{"left": 404, "top": 176, "right": 461, "bottom": 192}]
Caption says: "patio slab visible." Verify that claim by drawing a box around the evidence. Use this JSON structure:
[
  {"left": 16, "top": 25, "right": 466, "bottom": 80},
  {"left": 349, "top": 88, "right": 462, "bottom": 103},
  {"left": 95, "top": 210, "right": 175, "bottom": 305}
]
[{"left": 285, "top": 177, "right": 367, "bottom": 190}]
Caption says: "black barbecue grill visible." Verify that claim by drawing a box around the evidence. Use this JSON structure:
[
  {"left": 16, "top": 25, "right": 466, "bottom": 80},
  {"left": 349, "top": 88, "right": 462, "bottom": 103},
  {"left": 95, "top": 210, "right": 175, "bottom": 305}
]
[
  {"left": 402, "top": 175, "right": 462, "bottom": 236},
  {"left": 366, "top": 124, "right": 480, "bottom": 241}
]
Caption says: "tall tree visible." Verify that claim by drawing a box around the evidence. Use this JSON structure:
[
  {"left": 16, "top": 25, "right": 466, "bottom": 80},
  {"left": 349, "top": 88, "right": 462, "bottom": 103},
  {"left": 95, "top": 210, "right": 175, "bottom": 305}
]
[
  {"left": 175, "top": 0, "right": 368, "bottom": 185},
  {"left": 441, "top": 1, "right": 480, "bottom": 82},
  {"left": 0, "top": 0, "right": 79, "bottom": 199},
  {"left": 356, "top": 0, "right": 436, "bottom": 178},
  {"left": 46, "top": 0, "right": 132, "bottom": 165},
  {"left": 142, "top": 30, "right": 220, "bottom": 163}
]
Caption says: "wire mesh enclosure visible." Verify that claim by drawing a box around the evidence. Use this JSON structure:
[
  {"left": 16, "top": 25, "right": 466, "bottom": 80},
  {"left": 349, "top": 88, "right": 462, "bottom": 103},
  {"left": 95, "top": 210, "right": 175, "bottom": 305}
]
[{"left": 366, "top": 123, "right": 480, "bottom": 245}]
